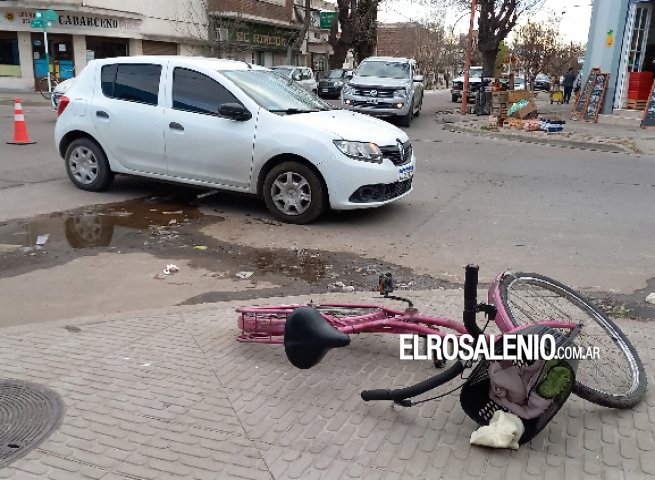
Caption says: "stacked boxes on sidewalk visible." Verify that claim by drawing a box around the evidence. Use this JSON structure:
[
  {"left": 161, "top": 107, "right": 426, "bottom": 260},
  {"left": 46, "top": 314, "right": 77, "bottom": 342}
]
[
  {"left": 490, "top": 91, "right": 510, "bottom": 126},
  {"left": 490, "top": 90, "right": 537, "bottom": 127}
]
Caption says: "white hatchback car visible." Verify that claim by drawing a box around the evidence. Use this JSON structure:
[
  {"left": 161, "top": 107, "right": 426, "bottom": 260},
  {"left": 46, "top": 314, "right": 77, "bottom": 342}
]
[{"left": 55, "top": 56, "right": 415, "bottom": 224}]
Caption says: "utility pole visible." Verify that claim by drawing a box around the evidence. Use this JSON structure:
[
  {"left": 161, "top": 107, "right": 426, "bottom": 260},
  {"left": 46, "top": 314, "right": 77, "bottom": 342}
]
[{"left": 461, "top": 0, "right": 477, "bottom": 114}]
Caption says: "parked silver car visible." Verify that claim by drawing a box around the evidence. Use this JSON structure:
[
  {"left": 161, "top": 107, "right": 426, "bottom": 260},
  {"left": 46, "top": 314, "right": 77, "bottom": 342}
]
[
  {"left": 271, "top": 66, "right": 318, "bottom": 94},
  {"left": 341, "top": 57, "right": 424, "bottom": 127}
]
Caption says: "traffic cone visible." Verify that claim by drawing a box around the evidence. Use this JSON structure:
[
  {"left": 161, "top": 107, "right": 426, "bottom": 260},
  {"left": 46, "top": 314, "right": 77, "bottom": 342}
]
[{"left": 7, "top": 98, "right": 36, "bottom": 145}]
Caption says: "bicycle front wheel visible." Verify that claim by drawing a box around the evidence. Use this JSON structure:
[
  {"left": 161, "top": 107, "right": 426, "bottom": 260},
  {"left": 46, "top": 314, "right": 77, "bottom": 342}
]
[{"left": 495, "top": 272, "right": 646, "bottom": 409}]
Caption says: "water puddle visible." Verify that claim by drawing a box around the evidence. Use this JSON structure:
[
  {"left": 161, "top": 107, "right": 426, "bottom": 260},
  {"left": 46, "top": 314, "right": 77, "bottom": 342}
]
[
  {"left": 0, "top": 196, "right": 452, "bottom": 301},
  {"left": 0, "top": 196, "right": 205, "bottom": 253}
]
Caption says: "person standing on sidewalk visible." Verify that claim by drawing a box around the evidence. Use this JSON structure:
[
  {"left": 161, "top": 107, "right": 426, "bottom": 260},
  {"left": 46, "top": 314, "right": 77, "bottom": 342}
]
[{"left": 562, "top": 68, "right": 577, "bottom": 104}]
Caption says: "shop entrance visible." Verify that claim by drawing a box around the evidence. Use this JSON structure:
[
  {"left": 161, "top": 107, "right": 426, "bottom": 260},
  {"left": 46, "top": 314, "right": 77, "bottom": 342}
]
[{"left": 31, "top": 33, "right": 74, "bottom": 86}]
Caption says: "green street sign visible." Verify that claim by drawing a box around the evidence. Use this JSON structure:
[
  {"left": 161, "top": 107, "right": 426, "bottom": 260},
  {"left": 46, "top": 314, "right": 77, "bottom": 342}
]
[
  {"left": 43, "top": 9, "right": 59, "bottom": 22},
  {"left": 31, "top": 9, "right": 58, "bottom": 29},
  {"left": 319, "top": 11, "right": 337, "bottom": 29}
]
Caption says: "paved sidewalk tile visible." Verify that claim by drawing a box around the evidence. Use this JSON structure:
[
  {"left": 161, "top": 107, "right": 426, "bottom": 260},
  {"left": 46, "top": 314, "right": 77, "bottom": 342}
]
[{"left": 0, "top": 290, "right": 653, "bottom": 479}]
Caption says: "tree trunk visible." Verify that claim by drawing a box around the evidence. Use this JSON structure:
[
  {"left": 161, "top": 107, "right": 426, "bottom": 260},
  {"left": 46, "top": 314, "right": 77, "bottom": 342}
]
[
  {"left": 354, "top": 0, "right": 377, "bottom": 62},
  {"left": 480, "top": 48, "right": 498, "bottom": 78},
  {"left": 330, "top": 41, "right": 350, "bottom": 69}
]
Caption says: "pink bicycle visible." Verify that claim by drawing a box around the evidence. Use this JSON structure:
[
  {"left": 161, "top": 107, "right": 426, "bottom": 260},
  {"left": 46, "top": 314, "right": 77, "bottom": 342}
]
[{"left": 237, "top": 265, "right": 646, "bottom": 413}]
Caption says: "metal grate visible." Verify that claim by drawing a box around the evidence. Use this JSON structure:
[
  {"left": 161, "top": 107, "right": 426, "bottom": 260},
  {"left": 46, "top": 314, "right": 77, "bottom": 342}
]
[
  {"left": 384, "top": 178, "right": 412, "bottom": 200},
  {"left": 352, "top": 87, "right": 395, "bottom": 97},
  {"left": 0, "top": 379, "right": 65, "bottom": 468}
]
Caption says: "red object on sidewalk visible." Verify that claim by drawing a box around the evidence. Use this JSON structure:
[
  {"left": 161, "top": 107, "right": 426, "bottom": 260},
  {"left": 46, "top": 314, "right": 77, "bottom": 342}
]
[
  {"left": 628, "top": 72, "right": 654, "bottom": 100},
  {"left": 7, "top": 98, "right": 36, "bottom": 145}
]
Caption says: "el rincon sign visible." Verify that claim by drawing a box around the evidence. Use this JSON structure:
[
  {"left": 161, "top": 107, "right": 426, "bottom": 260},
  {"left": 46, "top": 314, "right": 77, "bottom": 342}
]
[{"left": 234, "top": 31, "right": 289, "bottom": 49}]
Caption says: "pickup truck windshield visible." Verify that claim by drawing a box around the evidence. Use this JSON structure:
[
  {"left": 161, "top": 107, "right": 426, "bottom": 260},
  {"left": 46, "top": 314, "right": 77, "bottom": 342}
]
[
  {"left": 356, "top": 61, "right": 410, "bottom": 79},
  {"left": 222, "top": 70, "right": 331, "bottom": 114}
]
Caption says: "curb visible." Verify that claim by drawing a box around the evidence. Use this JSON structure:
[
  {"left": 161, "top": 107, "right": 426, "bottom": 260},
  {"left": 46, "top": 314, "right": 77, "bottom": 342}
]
[{"left": 446, "top": 122, "right": 638, "bottom": 154}]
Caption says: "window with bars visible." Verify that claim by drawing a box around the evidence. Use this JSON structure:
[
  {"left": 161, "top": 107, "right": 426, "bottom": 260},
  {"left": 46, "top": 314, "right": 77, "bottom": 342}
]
[{"left": 628, "top": 4, "right": 652, "bottom": 72}]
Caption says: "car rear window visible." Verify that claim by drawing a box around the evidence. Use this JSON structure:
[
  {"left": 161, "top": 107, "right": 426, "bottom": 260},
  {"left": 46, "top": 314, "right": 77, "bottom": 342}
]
[{"left": 101, "top": 63, "right": 161, "bottom": 106}]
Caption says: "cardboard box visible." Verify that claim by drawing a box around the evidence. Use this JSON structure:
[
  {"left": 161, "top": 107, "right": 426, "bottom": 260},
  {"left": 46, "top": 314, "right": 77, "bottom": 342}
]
[
  {"left": 508, "top": 90, "right": 533, "bottom": 104},
  {"left": 512, "top": 100, "right": 537, "bottom": 119}
]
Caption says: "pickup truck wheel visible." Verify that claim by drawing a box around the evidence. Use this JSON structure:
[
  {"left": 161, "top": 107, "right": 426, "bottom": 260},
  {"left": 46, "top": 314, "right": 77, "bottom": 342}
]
[
  {"left": 451, "top": 94, "right": 459, "bottom": 102},
  {"left": 263, "top": 162, "right": 327, "bottom": 224},
  {"left": 398, "top": 100, "right": 413, "bottom": 127}
]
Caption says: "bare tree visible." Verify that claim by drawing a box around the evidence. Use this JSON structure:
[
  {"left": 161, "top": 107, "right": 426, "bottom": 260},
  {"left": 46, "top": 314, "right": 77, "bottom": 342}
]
[
  {"left": 512, "top": 19, "right": 558, "bottom": 88},
  {"left": 172, "top": 0, "right": 213, "bottom": 55},
  {"left": 446, "top": 0, "right": 545, "bottom": 77},
  {"left": 548, "top": 41, "right": 586, "bottom": 77}
]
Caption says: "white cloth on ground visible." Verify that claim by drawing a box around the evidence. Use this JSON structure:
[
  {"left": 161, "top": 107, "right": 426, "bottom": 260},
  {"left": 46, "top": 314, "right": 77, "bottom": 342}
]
[{"left": 470, "top": 410, "right": 524, "bottom": 450}]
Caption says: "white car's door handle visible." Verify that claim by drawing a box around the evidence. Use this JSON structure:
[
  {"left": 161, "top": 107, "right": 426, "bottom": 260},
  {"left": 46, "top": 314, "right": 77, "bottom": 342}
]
[
  {"left": 169, "top": 122, "right": 184, "bottom": 132},
  {"left": 96, "top": 110, "right": 109, "bottom": 119}
]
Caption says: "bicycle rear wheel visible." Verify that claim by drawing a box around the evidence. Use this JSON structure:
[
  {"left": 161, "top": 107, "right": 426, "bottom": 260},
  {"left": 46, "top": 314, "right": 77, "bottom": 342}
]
[{"left": 495, "top": 272, "right": 646, "bottom": 409}]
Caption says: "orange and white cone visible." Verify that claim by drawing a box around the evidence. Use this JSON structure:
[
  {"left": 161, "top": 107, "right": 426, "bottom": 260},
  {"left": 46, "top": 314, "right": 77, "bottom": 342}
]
[{"left": 7, "top": 98, "right": 36, "bottom": 145}]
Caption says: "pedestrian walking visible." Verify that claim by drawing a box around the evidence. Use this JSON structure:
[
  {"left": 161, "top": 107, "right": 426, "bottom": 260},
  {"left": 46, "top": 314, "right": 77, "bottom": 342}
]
[{"left": 562, "top": 68, "right": 577, "bottom": 104}]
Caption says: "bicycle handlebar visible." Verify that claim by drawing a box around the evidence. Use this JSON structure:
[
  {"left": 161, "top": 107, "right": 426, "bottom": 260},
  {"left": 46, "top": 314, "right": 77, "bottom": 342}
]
[
  {"left": 361, "top": 265, "right": 486, "bottom": 404},
  {"left": 361, "top": 361, "right": 464, "bottom": 402},
  {"left": 463, "top": 264, "right": 484, "bottom": 339}
]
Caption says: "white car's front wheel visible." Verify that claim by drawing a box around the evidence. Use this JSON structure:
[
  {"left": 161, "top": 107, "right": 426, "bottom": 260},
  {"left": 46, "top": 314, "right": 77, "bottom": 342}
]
[{"left": 263, "top": 162, "right": 327, "bottom": 224}]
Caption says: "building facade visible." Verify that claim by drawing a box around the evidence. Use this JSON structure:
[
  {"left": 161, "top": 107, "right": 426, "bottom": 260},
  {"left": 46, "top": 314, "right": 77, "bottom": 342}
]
[
  {"left": 584, "top": 0, "right": 655, "bottom": 113},
  {"left": 0, "top": 0, "right": 208, "bottom": 91},
  {"left": 376, "top": 23, "right": 419, "bottom": 59},
  {"left": 210, "top": 0, "right": 301, "bottom": 66},
  {"left": 209, "top": 0, "right": 334, "bottom": 72}
]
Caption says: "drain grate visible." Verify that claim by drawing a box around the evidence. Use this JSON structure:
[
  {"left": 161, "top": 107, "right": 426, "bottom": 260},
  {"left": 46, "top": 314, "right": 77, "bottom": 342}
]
[{"left": 0, "top": 379, "right": 65, "bottom": 468}]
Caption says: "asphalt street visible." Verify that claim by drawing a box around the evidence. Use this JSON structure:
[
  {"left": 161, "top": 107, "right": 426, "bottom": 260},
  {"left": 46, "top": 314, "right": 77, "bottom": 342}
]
[{"left": 1, "top": 91, "right": 654, "bottom": 327}]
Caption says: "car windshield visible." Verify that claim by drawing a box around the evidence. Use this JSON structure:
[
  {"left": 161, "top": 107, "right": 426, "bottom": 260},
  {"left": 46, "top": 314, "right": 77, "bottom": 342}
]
[
  {"left": 222, "top": 70, "right": 331, "bottom": 114},
  {"left": 356, "top": 61, "right": 410, "bottom": 79},
  {"left": 326, "top": 69, "right": 345, "bottom": 79}
]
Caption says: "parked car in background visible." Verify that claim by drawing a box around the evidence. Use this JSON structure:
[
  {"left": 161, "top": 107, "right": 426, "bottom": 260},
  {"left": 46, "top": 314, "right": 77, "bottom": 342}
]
[
  {"left": 534, "top": 73, "right": 551, "bottom": 91},
  {"left": 318, "top": 69, "right": 352, "bottom": 99},
  {"left": 514, "top": 76, "right": 526, "bottom": 90},
  {"left": 271, "top": 65, "right": 318, "bottom": 94},
  {"left": 341, "top": 56, "right": 424, "bottom": 127},
  {"left": 450, "top": 66, "right": 483, "bottom": 103},
  {"left": 55, "top": 57, "right": 415, "bottom": 224}
]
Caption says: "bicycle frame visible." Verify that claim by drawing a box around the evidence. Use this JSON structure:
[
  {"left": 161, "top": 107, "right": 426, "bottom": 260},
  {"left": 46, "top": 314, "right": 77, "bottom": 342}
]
[
  {"left": 236, "top": 278, "right": 579, "bottom": 345},
  {"left": 237, "top": 303, "right": 471, "bottom": 344}
]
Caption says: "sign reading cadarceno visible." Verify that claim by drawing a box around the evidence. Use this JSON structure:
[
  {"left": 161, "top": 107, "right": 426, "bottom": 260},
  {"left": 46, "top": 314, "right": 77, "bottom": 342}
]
[{"left": 1, "top": 9, "right": 141, "bottom": 31}]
